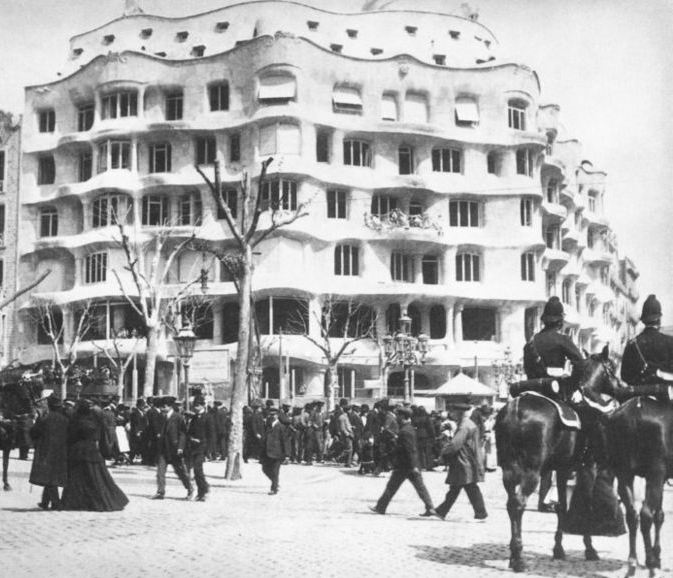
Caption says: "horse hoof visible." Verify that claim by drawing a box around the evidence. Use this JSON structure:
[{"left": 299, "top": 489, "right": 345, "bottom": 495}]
[
  {"left": 553, "top": 547, "right": 566, "bottom": 561},
  {"left": 509, "top": 558, "right": 527, "bottom": 573},
  {"left": 3, "top": 483, "right": 11, "bottom": 491},
  {"left": 624, "top": 561, "right": 637, "bottom": 578},
  {"left": 585, "top": 549, "right": 600, "bottom": 562}
]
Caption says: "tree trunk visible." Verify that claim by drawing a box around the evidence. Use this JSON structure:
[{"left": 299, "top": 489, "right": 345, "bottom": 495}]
[
  {"left": 143, "top": 327, "right": 159, "bottom": 398},
  {"left": 225, "top": 247, "right": 252, "bottom": 481},
  {"left": 324, "top": 364, "right": 337, "bottom": 413},
  {"left": 117, "top": 369, "right": 125, "bottom": 400}
]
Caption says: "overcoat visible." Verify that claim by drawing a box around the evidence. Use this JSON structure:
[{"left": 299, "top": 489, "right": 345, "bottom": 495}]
[
  {"left": 29, "top": 409, "right": 69, "bottom": 487},
  {"left": 621, "top": 326, "right": 673, "bottom": 384},
  {"left": 442, "top": 415, "right": 484, "bottom": 486}
]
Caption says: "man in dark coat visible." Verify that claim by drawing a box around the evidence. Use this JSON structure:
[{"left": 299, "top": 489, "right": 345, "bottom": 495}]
[
  {"left": 621, "top": 294, "right": 673, "bottom": 386},
  {"left": 187, "top": 396, "right": 210, "bottom": 501},
  {"left": 129, "top": 398, "right": 148, "bottom": 465},
  {"left": 374, "top": 399, "right": 400, "bottom": 475},
  {"left": 370, "top": 407, "right": 439, "bottom": 517},
  {"left": 151, "top": 396, "right": 194, "bottom": 500},
  {"left": 261, "top": 406, "right": 285, "bottom": 495},
  {"left": 145, "top": 397, "right": 161, "bottom": 466},
  {"left": 30, "top": 393, "right": 69, "bottom": 510},
  {"left": 413, "top": 405, "right": 436, "bottom": 471},
  {"left": 215, "top": 402, "right": 230, "bottom": 460},
  {"left": 434, "top": 401, "right": 487, "bottom": 520}
]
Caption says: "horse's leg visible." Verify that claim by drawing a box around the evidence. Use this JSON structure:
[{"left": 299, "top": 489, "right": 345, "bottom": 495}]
[
  {"left": 552, "top": 469, "right": 566, "bottom": 560},
  {"left": 652, "top": 491, "right": 664, "bottom": 571},
  {"left": 2, "top": 446, "right": 11, "bottom": 491},
  {"left": 504, "top": 468, "right": 531, "bottom": 573},
  {"left": 641, "top": 474, "right": 665, "bottom": 574},
  {"left": 616, "top": 473, "right": 638, "bottom": 577}
]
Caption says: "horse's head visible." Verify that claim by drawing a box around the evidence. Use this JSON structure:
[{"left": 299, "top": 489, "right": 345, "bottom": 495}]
[{"left": 578, "top": 345, "right": 621, "bottom": 403}]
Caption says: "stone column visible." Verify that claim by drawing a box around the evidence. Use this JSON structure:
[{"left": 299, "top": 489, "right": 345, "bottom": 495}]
[{"left": 454, "top": 303, "right": 464, "bottom": 344}]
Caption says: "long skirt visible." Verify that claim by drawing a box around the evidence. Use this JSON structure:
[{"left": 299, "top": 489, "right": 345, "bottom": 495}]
[{"left": 61, "top": 460, "right": 129, "bottom": 512}]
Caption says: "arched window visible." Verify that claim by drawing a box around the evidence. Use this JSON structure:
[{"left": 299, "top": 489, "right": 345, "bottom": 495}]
[
  {"left": 456, "top": 253, "right": 481, "bottom": 282},
  {"left": 334, "top": 244, "right": 359, "bottom": 276},
  {"left": 429, "top": 305, "right": 446, "bottom": 338},
  {"left": 407, "top": 304, "right": 422, "bottom": 336},
  {"left": 93, "top": 193, "right": 132, "bottom": 228},
  {"left": 39, "top": 206, "right": 58, "bottom": 237},
  {"left": 179, "top": 192, "right": 202, "bottom": 226},
  {"left": 508, "top": 99, "right": 527, "bottom": 130}
]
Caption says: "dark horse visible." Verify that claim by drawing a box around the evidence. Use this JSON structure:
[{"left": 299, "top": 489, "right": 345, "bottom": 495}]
[
  {"left": 0, "top": 365, "right": 44, "bottom": 490},
  {"left": 605, "top": 392, "right": 673, "bottom": 577},
  {"left": 495, "top": 347, "right": 620, "bottom": 572}
]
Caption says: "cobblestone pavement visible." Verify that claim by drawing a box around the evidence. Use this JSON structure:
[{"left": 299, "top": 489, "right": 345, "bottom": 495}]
[{"left": 1, "top": 455, "right": 671, "bottom": 578}]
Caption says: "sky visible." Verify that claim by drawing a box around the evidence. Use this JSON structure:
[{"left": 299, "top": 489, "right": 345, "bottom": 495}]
[{"left": 1, "top": 0, "right": 672, "bottom": 323}]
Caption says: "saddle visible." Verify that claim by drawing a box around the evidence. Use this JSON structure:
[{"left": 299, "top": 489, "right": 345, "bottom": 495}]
[{"left": 519, "top": 391, "right": 582, "bottom": 430}]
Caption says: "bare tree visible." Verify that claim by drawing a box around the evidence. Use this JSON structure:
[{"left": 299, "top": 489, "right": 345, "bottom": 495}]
[
  {"left": 0, "top": 269, "right": 51, "bottom": 311},
  {"left": 196, "top": 158, "right": 308, "bottom": 480},
  {"left": 31, "top": 298, "right": 97, "bottom": 399},
  {"left": 112, "top": 223, "right": 200, "bottom": 398},
  {"left": 291, "top": 295, "right": 378, "bottom": 411},
  {"left": 93, "top": 328, "right": 142, "bottom": 400}
]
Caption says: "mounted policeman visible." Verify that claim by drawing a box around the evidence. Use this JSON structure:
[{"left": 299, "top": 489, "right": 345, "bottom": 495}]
[{"left": 620, "top": 294, "right": 673, "bottom": 387}]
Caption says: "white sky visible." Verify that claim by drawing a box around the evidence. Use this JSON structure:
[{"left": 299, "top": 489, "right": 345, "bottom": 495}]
[{"left": 1, "top": 0, "right": 672, "bottom": 324}]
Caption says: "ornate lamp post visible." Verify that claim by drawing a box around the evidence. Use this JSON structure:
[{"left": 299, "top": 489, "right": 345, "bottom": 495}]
[
  {"left": 491, "top": 346, "right": 523, "bottom": 401},
  {"left": 382, "top": 314, "right": 429, "bottom": 403},
  {"left": 174, "top": 321, "right": 197, "bottom": 412}
]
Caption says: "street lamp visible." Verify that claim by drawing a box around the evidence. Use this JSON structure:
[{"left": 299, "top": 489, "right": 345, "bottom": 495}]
[
  {"left": 174, "top": 321, "right": 197, "bottom": 412},
  {"left": 491, "top": 346, "right": 523, "bottom": 400},
  {"left": 382, "top": 314, "right": 429, "bottom": 403}
]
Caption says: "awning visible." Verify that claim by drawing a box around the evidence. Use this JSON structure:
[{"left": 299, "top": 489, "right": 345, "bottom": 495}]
[
  {"left": 258, "top": 75, "right": 296, "bottom": 100},
  {"left": 455, "top": 99, "right": 479, "bottom": 123},
  {"left": 381, "top": 94, "right": 397, "bottom": 120},
  {"left": 416, "top": 372, "right": 495, "bottom": 397},
  {"left": 333, "top": 86, "right": 362, "bottom": 108}
]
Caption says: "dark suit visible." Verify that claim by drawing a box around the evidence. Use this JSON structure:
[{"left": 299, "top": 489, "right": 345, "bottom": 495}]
[
  {"left": 187, "top": 411, "right": 209, "bottom": 498},
  {"left": 155, "top": 410, "right": 192, "bottom": 497},
  {"left": 621, "top": 326, "right": 673, "bottom": 385},
  {"left": 261, "top": 418, "right": 285, "bottom": 493},
  {"left": 375, "top": 421, "right": 435, "bottom": 513},
  {"left": 524, "top": 326, "right": 584, "bottom": 381},
  {"left": 29, "top": 408, "right": 69, "bottom": 509}
]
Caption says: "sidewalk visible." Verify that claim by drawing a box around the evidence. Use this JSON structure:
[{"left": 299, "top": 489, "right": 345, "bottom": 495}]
[{"left": 0, "top": 455, "right": 671, "bottom": 578}]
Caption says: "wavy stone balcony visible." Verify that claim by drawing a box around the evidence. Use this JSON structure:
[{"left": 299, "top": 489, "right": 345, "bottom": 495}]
[
  {"left": 542, "top": 247, "right": 570, "bottom": 270},
  {"left": 541, "top": 201, "right": 567, "bottom": 221},
  {"left": 363, "top": 209, "right": 443, "bottom": 237}
]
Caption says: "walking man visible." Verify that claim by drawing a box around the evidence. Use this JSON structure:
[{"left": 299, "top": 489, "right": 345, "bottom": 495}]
[
  {"left": 187, "top": 396, "right": 210, "bottom": 501},
  {"left": 152, "top": 396, "right": 194, "bottom": 500},
  {"left": 261, "top": 406, "right": 285, "bottom": 495},
  {"left": 370, "top": 406, "right": 440, "bottom": 517}
]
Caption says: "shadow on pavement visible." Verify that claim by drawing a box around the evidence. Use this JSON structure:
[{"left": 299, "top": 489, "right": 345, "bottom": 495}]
[{"left": 412, "top": 542, "right": 626, "bottom": 578}]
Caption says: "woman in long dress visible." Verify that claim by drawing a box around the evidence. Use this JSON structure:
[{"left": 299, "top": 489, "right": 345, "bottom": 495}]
[{"left": 61, "top": 399, "right": 129, "bottom": 512}]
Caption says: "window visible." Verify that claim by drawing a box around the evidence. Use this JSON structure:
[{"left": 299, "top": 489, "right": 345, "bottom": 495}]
[
  {"left": 216, "top": 21, "right": 230, "bottom": 31},
  {"left": 38, "top": 156, "right": 55, "bottom": 185},
  {"left": 98, "top": 140, "right": 131, "bottom": 172},
  {"left": 381, "top": 94, "right": 398, "bottom": 121},
  {"left": 516, "top": 148, "right": 534, "bottom": 177},
  {"left": 316, "top": 129, "right": 330, "bottom": 163},
  {"left": 562, "top": 278, "right": 572, "bottom": 305},
  {"left": 142, "top": 195, "right": 170, "bottom": 226},
  {"left": 195, "top": 137, "right": 216, "bottom": 165},
  {"left": 429, "top": 305, "right": 446, "bottom": 338},
  {"left": 456, "top": 253, "right": 480, "bottom": 282},
  {"left": 258, "top": 75, "right": 296, "bottom": 105},
  {"left": 398, "top": 146, "right": 414, "bottom": 175},
  {"left": 544, "top": 225, "right": 560, "bottom": 250},
  {"left": 422, "top": 255, "right": 439, "bottom": 284},
  {"left": 101, "top": 91, "right": 138, "bottom": 119},
  {"left": 217, "top": 189, "right": 238, "bottom": 219},
  {"left": 209, "top": 82, "right": 230, "bottom": 111},
  {"left": 0, "top": 151, "right": 4, "bottom": 191},
  {"left": 78, "top": 151, "right": 92, "bottom": 182},
  {"left": 546, "top": 270, "right": 557, "bottom": 297},
  {"left": 330, "top": 44, "right": 343, "bottom": 54},
  {"left": 259, "top": 123, "right": 300, "bottom": 156},
  {"left": 409, "top": 201, "right": 423, "bottom": 216},
  {"left": 546, "top": 179, "right": 559, "bottom": 204},
  {"left": 371, "top": 194, "right": 396, "bottom": 217},
  {"left": 333, "top": 86, "right": 362, "bottom": 114},
  {"left": 588, "top": 190, "right": 599, "bottom": 213},
  {"left": 343, "top": 139, "right": 371, "bottom": 167},
  {"left": 386, "top": 303, "right": 402, "bottom": 334},
  {"left": 327, "top": 189, "right": 347, "bottom": 219},
  {"left": 433, "top": 54, "right": 446, "bottom": 66},
  {"left": 229, "top": 133, "right": 240, "bottom": 162},
  {"left": 39, "top": 207, "right": 58, "bottom": 237},
  {"left": 404, "top": 92, "right": 428, "bottom": 123},
  {"left": 260, "top": 179, "right": 297, "bottom": 211},
  {"left": 508, "top": 99, "right": 527, "bottom": 130},
  {"left": 38, "top": 109, "right": 55, "bottom": 133},
  {"left": 432, "top": 147, "right": 461, "bottom": 173},
  {"left": 462, "top": 308, "right": 496, "bottom": 341},
  {"left": 405, "top": 25, "right": 417, "bottom": 35},
  {"left": 487, "top": 151, "right": 498, "bottom": 175},
  {"left": 84, "top": 252, "right": 107, "bottom": 284},
  {"left": 521, "top": 252, "right": 535, "bottom": 281},
  {"left": 334, "top": 244, "right": 359, "bottom": 276},
  {"left": 255, "top": 297, "right": 309, "bottom": 336},
  {"left": 93, "top": 193, "right": 131, "bottom": 228},
  {"left": 307, "top": 20, "right": 319, "bottom": 30},
  {"left": 165, "top": 91, "right": 183, "bottom": 120},
  {"left": 148, "top": 143, "right": 172, "bottom": 173},
  {"left": 391, "top": 252, "right": 413, "bottom": 282},
  {"left": 455, "top": 97, "right": 479, "bottom": 127},
  {"left": 179, "top": 192, "right": 202, "bottom": 226},
  {"left": 520, "top": 198, "right": 533, "bottom": 226},
  {"left": 449, "top": 200, "right": 480, "bottom": 227},
  {"left": 192, "top": 45, "right": 206, "bottom": 57},
  {"left": 77, "top": 104, "right": 94, "bottom": 132}
]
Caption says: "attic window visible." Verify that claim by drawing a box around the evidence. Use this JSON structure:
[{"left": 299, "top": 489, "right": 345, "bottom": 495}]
[
  {"left": 176, "top": 31, "right": 189, "bottom": 41},
  {"left": 73, "top": 48, "right": 84, "bottom": 57},
  {"left": 155, "top": 51, "right": 167, "bottom": 57},
  {"left": 103, "top": 34, "right": 115, "bottom": 45},
  {"left": 484, "top": 40, "right": 491, "bottom": 48},
  {"left": 330, "top": 44, "right": 343, "bottom": 53},
  {"left": 433, "top": 54, "right": 446, "bottom": 65},
  {"left": 307, "top": 20, "right": 319, "bottom": 30},
  {"left": 405, "top": 26, "right": 418, "bottom": 36},
  {"left": 141, "top": 28, "right": 153, "bottom": 38},
  {"left": 371, "top": 47, "right": 383, "bottom": 55},
  {"left": 215, "top": 21, "right": 230, "bottom": 31},
  {"left": 449, "top": 30, "right": 460, "bottom": 39},
  {"left": 346, "top": 29, "right": 358, "bottom": 38},
  {"left": 192, "top": 45, "right": 206, "bottom": 57}
]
